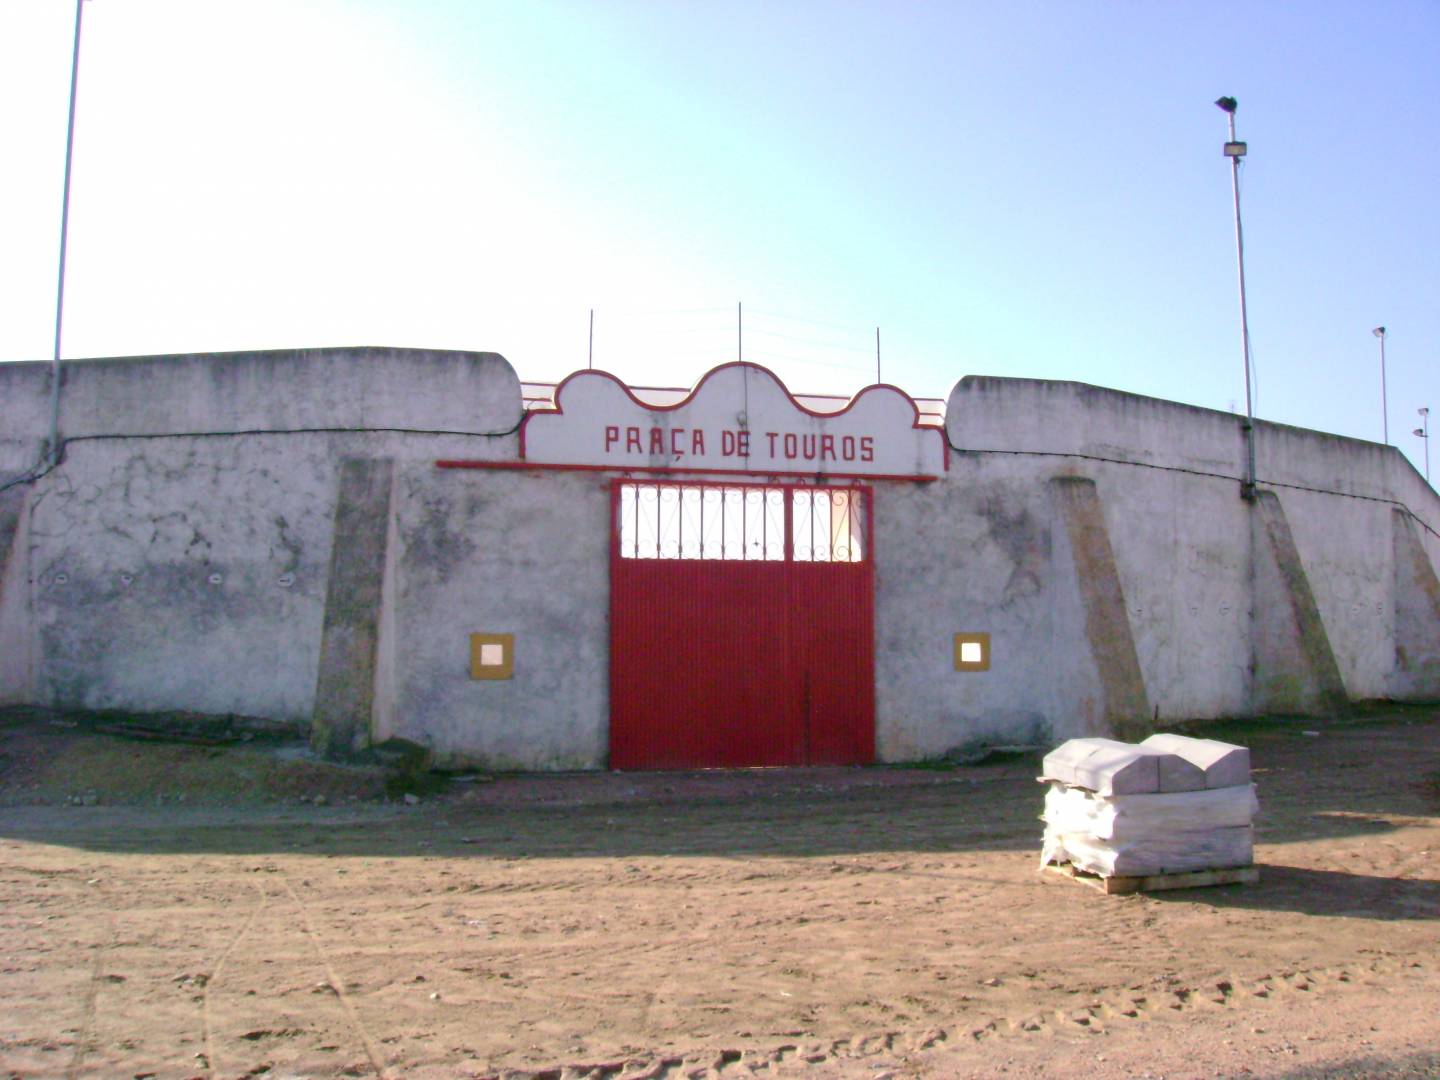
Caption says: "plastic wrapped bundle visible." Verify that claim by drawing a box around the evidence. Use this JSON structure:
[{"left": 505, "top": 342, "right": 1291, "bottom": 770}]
[
  {"left": 1041, "top": 737, "right": 1205, "bottom": 794},
  {"left": 1140, "top": 733, "right": 1251, "bottom": 789},
  {"left": 1040, "top": 782, "right": 1258, "bottom": 877},
  {"left": 1040, "top": 733, "right": 1257, "bottom": 881}
]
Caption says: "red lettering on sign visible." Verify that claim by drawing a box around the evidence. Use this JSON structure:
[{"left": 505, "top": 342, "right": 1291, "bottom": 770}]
[{"left": 597, "top": 422, "right": 879, "bottom": 467}]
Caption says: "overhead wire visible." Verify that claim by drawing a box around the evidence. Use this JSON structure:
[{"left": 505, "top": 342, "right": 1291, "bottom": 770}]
[
  {"left": 746, "top": 326, "right": 872, "bottom": 354},
  {"left": 0, "top": 415, "right": 526, "bottom": 493}
]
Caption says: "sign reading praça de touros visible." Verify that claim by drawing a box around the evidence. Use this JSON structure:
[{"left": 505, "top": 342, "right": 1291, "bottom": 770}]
[{"left": 520, "top": 363, "right": 946, "bottom": 479}]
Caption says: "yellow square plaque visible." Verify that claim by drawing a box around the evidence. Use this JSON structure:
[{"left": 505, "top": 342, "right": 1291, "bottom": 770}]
[
  {"left": 470, "top": 633, "right": 515, "bottom": 680},
  {"left": 953, "top": 632, "right": 991, "bottom": 672}
]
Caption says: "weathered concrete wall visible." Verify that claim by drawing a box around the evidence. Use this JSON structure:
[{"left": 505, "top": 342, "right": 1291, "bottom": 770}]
[
  {"left": 2, "top": 353, "right": 1435, "bottom": 769},
  {"left": 939, "top": 375, "right": 1440, "bottom": 735},
  {"left": 0, "top": 370, "right": 52, "bottom": 480},
  {"left": 26, "top": 434, "right": 339, "bottom": 717},
  {"left": 872, "top": 456, "right": 1242, "bottom": 759},
  {"left": 872, "top": 461, "right": 1056, "bottom": 760},
  {"left": 388, "top": 466, "right": 611, "bottom": 769},
  {"left": 0, "top": 348, "right": 521, "bottom": 727}
]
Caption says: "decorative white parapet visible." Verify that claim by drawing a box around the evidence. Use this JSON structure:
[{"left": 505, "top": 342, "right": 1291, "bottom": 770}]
[{"left": 520, "top": 362, "right": 947, "bottom": 480}]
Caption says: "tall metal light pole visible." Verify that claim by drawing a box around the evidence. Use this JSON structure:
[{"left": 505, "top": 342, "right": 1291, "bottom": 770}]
[
  {"left": 1373, "top": 326, "right": 1389, "bottom": 443},
  {"left": 1416, "top": 407, "right": 1431, "bottom": 483},
  {"left": 1215, "top": 96, "right": 1255, "bottom": 499},
  {"left": 50, "top": 0, "right": 87, "bottom": 469}
]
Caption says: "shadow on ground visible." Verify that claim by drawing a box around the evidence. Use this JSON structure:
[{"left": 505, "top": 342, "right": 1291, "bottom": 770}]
[
  {"left": 1, "top": 707, "right": 1436, "bottom": 863},
  {"left": 1258, "top": 1048, "right": 1440, "bottom": 1079},
  {"left": 1151, "top": 863, "right": 1440, "bottom": 922}
]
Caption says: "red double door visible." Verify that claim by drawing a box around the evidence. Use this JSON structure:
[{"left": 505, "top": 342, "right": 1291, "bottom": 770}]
[{"left": 609, "top": 481, "right": 875, "bottom": 770}]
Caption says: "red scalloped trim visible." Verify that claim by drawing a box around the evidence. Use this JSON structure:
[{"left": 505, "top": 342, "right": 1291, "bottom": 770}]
[
  {"left": 436, "top": 459, "right": 940, "bottom": 483},
  {"left": 518, "top": 361, "right": 948, "bottom": 472}
]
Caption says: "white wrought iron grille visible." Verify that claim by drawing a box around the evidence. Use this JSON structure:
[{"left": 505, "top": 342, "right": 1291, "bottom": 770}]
[
  {"left": 617, "top": 484, "right": 865, "bottom": 562},
  {"left": 791, "top": 488, "right": 865, "bottom": 563}
]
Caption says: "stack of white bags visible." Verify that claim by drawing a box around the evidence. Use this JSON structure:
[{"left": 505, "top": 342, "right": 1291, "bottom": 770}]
[{"left": 1039, "top": 733, "right": 1258, "bottom": 879}]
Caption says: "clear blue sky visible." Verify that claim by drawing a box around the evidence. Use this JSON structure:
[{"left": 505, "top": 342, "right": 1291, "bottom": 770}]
[{"left": 2, "top": 1, "right": 1436, "bottom": 475}]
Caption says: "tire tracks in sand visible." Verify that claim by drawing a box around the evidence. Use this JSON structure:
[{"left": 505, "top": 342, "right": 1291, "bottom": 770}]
[
  {"left": 459, "top": 950, "right": 1433, "bottom": 1079},
  {"left": 281, "top": 872, "right": 397, "bottom": 1080},
  {"left": 198, "top": 878, "right": 269, "bottom": 1079}
]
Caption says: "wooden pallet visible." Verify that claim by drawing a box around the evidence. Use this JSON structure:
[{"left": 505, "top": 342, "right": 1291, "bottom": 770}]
[{"left": 1044, "top": 861, "right": 1259, "bottom": 895}]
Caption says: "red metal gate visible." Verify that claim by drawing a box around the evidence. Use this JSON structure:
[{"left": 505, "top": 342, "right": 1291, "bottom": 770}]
[{"left": 609, "top": 481, "right": 875, "bottom": 769}]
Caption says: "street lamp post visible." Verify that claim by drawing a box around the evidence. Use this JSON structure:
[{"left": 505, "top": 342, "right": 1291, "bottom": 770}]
[
  {"left": 1216, "top": 96, "right": 1255, "bottom": 499},
  {"left": 1415, "top": 408, "right": 1431, "bottom": 484},
  {"left": 1373, "top": 327, "right": 1388, "bottom": 444},
  {"left": 49, "top": 0, "right": 87, "bottom": 469}
]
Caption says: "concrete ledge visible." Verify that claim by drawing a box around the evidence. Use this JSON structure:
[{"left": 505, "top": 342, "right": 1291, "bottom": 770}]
[
  {"left": 947, "top": 375, "right": 1437, "bottom": 519},
  {"left": 0, "top": 347, "right": 524, "bottom": 445}
]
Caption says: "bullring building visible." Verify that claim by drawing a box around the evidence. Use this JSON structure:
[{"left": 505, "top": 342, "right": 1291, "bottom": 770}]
[{"left": 1, "top": 347, "right": 1436, "bottom": 769}]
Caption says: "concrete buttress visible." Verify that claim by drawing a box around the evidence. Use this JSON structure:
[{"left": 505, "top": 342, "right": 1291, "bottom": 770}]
[
  {"left": 0, "top": 488, "right": 30, "bottom": 704},
  {"left": 1251, "top": 490, "right": 1348, "bottom": 715},
  {"left": 1390, "top": 508, "right": 1440, "bottom": 699},
  {"left": 311, "top": 458, "right": 396, "bottom": 758},
  {"left": 1048, "top": 476, "right": 1151, "bottom": 740}
]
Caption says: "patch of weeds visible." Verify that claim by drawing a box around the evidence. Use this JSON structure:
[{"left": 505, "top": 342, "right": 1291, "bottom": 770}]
[
  {"left": 1175, "top": 702, "right": 1440, "bottom": 743},
  {"left": 891, "top": 758, "right": 958, "bottom": 773},
  {"left": 960, "top": 746, "right": 1042, "bottom": 767},
  {"left": 383, "top": 770, "right": 450, "bottom": 799},
  {"left": 370, "top": 737, "right": 450, "bottom": 799},
  {"left": 1415, "top": 770, "right": 1440, "bottom": 813}
]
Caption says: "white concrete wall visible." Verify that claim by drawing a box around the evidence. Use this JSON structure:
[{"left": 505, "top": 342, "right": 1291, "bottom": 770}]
[
  {"left": 390, "top": 466, "right": 611, "bottom": 769},
  {"left": 872, "top": 451, "right": 1258, "bottom": 759},
  {"left": 873, "top": 460, "right": 1061, "bottom": 759},
  {"left": 2, "top": 354, "right": 1436, "bottom": 767},
  {"left": 0, "top": 348, "right": 522, "bottom": 720},
  {"left": 935, "top": 375, "right": 1440, "bottom": 745}
]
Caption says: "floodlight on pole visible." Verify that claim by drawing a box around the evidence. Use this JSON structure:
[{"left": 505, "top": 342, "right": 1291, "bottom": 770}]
[
  {"left": 1416, "top": 407, "right": 1431, "bottom": 483},
  {"left": 1216, "top": 95, "right": 1256, "bottom": 499},
  {"left": 1372, "top": 326, "right": 1389, "bottom": 444}
]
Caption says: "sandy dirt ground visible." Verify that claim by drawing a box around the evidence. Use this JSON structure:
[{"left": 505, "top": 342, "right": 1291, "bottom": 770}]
[{"left": 0, "top": 708, "right": 1437, "bottom": 1079}]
